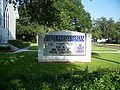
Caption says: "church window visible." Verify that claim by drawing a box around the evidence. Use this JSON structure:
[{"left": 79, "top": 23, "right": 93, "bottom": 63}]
[
  {"left": 0, "top": 17, "right": 1, "bottom": 26},
  {"left": 3, "top": 12, "right": 5, "bottom": 28}
]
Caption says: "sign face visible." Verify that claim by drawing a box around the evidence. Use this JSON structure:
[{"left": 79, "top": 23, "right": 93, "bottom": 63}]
[
  {"left": 45, "top": 35, "right": 84, "bottom": 42},
  {"left": 44, "top": 34, "right": 85, "bottom": 56}
]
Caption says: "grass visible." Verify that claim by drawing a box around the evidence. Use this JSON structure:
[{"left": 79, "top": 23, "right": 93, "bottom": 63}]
[
  {"left": 0, "top": 52, "right": 120, "bottom": 75},
  {"left": 0, "top": 43, "right": 120, "bottom": 89},
  {"left": 91, "top": 53, "right": 120, "bottom": 70},
  {"left": 0, "top": 43, "right": 120, "bottom": 74},
  {"left": 0, "top": 52, "right": 81, "bottom": 75},
  {"left": 28, "top": 43, "right": 38, "bottom": 50},
  {"left": 92, "top": 43, "right": 118, "bottom": 51}
]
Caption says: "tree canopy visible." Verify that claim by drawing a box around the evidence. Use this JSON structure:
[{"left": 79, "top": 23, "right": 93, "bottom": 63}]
[
  {"left": 92, "top": 17, "right": 120, "bottom": 43},
  {"left": 17, "top": 0, "right": 92, "bottom": 30},
  {"left": 17, "top": 0, "right": 120, "bottom": 44},
  {"left": 16, "top": 0, "right": 92, "bottom": 42}
]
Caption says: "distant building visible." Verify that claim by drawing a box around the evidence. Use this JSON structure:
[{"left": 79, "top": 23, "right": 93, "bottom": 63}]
[
  {"left": 0, "top": 0, "right": 19, "bottom": 43},
  {"left": 97, "top": 38, "right": 108, "bottom": 43}
]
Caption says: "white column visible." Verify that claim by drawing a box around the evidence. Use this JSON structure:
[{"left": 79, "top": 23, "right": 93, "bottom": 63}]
[
  {"left": 38, "top": 34, "right": 45, "bottom": 62},
  {"left": 0, "top": 0, "right": 3, "bottom": 27},
  {"left": 8, "top": 4, "right": 16, "bottom": 40},
  {"left": 85, "top": 33, "right": 92, "bottom": 62}
]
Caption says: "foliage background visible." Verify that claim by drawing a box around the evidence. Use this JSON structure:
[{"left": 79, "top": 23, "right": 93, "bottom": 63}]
[{"left": 16, "top": 0, "right": 92, "bottom": 42}]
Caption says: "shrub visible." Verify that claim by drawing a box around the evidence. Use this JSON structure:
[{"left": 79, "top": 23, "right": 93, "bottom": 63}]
[
  {"left": 0, "top": 46, "right": 11, "bottom": 52},
  {"left": 8, "top": 40, "right": 31, "bottom": 49},
  {"left": 0, "top": 68, "right": 120, "bottom": 90}
]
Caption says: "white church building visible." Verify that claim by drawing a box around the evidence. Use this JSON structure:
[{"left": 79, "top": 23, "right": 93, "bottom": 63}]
[{"left": 0, "top": 0, "right": 19, "bottom": 44}]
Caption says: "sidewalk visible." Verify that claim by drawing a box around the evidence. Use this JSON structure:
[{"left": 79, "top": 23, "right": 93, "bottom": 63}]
[{"left": 13, "top": 46, "right": 37, "bottom": 53}]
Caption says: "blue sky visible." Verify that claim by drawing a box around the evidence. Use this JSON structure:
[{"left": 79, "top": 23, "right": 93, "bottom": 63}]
[{"left": 82, "top": 0, "right": 120, "bottom": 21}]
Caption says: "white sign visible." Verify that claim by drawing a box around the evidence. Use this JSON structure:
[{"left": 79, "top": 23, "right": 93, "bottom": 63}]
[{"left": 38, "top": 30, "right": 91, "bottom": 62}]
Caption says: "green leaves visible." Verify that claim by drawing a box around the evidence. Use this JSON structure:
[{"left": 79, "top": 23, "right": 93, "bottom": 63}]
[
  {"left": 1, "top": 68, "right": 120, "bottom": 90},
  {"left": 17, "top": 0, "right": 92, "bottom": 42},
  {"left": 53, "top": 0, "right": 92, "bottom": 31},
  {"left": 92, "top": 17, "right": 120, "bottom": 43},
  {"left": 18, "top": 0, "right": 92, "bottom": 31}
]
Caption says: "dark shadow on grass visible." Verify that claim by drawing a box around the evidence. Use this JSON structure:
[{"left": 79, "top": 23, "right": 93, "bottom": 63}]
[
  {"left": 92, "top": 53, "right": 120, "bottom": 64},
  {"left": 92, "top": 52, "right": 99, "bottom": 57}
]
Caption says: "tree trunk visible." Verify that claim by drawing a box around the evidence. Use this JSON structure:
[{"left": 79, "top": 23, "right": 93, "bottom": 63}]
[{"left": 36, "top": 34, "right": 38, "bottom": 44}]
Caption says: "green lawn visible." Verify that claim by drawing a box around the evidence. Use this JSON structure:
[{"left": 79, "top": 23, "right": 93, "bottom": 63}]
[
  {"left": 1, "top": 43, "right": 119, "bottom": 74},
  {"left": 0, "top": 44, "right": 120, "bottom": 89},
  {"left": 0, "top": 52, "right": 120, "bottom": 75},
  {"left": 28, "top": 43, "right": 38, "bottom": 50},
  {"left": 92, "top": 43, "right": 118, "bottom": 51}
]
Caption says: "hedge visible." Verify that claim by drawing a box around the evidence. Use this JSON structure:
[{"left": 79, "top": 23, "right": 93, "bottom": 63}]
[
  {"left": 8, "top": 40, "right": 31, "bottom": 49},
  {"left": 0, "top": 68, "right": 120, "bottom": 90},
  {"left": 0, "top": 46, "right": 11, "bottom": 52}
]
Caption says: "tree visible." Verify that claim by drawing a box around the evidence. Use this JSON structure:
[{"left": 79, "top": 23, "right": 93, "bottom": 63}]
[
  {"left": 17, "top": 0, "right": 92, "bottom": 42},
  {"left": 53, "top": 0, "right": 92, "bottom": 32},
  {"left": 115, "top": 20, "right": 120, "bottom": 44},
  {"left": 17, "top": 0, "right": 60, "bottom": 42},
  {"left": 18, "top": 0, "right": 92, "bottom": 31},
  {"left": 92, "top": 17, "right": 120, "bottom": 43},
  {"left": 92, "top": 21, "right": 102, "bottom": 41}
]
